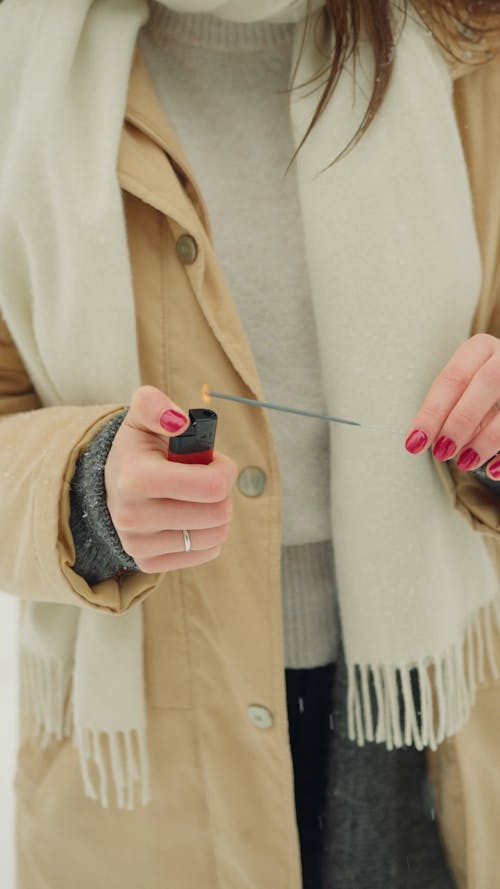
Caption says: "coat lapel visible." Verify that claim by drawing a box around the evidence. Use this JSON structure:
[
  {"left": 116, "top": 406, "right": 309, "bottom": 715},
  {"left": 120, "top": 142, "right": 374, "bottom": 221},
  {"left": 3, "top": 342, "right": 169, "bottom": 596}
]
[{"left": 118, "top": 49, "right": 265, "bottom": 401}]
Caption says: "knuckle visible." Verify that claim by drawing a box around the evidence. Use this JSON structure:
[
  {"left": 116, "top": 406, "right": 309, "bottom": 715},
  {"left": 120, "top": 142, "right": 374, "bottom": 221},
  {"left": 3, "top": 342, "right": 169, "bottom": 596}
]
[
  {"left": 203, "top": 503, "right": 221, "bottom": 527},
  {"left": 226, "top": 458, "right": 239, "bottom": 487},
  {"left": 137, "top": 551, "right": 176, "bottom": 574},
  {"left": 117, "top": 455, "right": 144, "bottom": 492},
  {"left": 223, "top": 496, "right": 233, "bottom": 521},
  {"left": 483, "top": 361, "right": 500, "bottom": 389},
  {"left": 130, "top": 385, "right": 152, "bottom": 412},
  {"left": 124, "top": 538, "right": 147, "bottom": 561},
  {"left": 117, "top": 473, "right": 142, "bottom": 494},
  {"left": 440, "top": 366, "right": 469, "bottom": 389},
  {"left": 420, "top": 405, "right": 442, "bottom": 424},
  {"left": 471, "top": 332, "right": 495, "bottom": 350},
  {"left": 215, "top": 499, "right": 233, "bottom": 525},
  {"left": 451, "top": 409, "right": 477, "bottom": 433},
  {"left": 482, "top": 425, "right": 500, "bottom": 450},
  {"left": 206, "top": 475, "right": 227, "bottom": 503},
  {"left": 112, "top": 506, "right": 137, "bottom": 532},
  {"left": 212, "top": 523, "right": 230, "bottom": 546},
  {"left": 203, "top": 546, "right": 222, "bottom": 564},
  {"left": 134, "top": 556, "right": 156, "bottom": 574},
  {"left": 208, "top": 503, "right": 225, "bottom": 526}
]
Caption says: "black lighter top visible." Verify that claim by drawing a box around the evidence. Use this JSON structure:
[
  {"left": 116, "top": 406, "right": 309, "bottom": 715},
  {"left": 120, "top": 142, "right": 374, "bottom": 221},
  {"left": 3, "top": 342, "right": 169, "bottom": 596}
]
[{"left": 168, "top": 408, "right": 218, "bottom": 465}]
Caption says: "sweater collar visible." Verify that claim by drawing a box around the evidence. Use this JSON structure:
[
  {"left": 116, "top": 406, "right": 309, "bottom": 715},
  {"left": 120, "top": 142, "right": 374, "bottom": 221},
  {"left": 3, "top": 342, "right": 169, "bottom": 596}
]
[{"left": 151, "top": 0, "right": 323, "bottom": 23}]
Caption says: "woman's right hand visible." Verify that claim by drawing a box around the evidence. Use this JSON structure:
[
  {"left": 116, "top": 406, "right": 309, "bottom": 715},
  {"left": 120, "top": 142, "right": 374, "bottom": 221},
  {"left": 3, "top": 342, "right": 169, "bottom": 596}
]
[{"left": 104, "top": 386, "right": 237, "bottom": 574}]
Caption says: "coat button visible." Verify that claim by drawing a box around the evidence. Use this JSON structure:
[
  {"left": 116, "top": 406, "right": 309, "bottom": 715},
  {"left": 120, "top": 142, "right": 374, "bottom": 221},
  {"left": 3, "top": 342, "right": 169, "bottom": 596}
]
[
  {"left": 248, "top": 705, "right": 274, "bottom": 729},
  {"left": 176, "top": 233, "right": 198, "bottom": 265},
  {"left": 237, "top": 466, "right": 267, "bottom": 498}
]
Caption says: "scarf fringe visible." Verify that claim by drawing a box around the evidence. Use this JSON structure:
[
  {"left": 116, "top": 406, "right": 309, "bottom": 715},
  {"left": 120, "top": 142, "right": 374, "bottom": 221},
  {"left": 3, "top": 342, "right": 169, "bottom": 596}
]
[
  {"left": 347, "top": 599, "right": 500, "bottom": 752},
  {"left": 19, "top": 652, "right": 72, "bottom": 748},
  {"left": 19, "top": 651, "right": 151, "bottom": 810},
  {"left": 73, "top": 725, "right": 152, "bottom": 810}
]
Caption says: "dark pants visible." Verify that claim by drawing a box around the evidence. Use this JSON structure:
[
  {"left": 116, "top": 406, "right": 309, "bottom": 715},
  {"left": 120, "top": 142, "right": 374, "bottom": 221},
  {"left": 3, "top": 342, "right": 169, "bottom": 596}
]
[
  {"left": 285, "top": 663, "right": 336, "bottom": 889},
  {"left": 285, "top": 659, "right": 457, "bottom": 889}
]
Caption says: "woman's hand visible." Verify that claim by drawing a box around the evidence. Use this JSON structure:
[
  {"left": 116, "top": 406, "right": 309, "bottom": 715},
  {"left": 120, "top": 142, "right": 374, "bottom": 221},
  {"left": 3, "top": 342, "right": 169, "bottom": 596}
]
[
  {"left": 404, "top": 333, "right": 500, "bottom": 479},
  {"left": 105, "top": 386, "right": 238, "bottom": 573}
]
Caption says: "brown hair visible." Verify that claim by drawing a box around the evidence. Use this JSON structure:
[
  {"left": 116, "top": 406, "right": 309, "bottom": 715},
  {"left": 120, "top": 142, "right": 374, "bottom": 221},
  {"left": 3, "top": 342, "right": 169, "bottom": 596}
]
[{"left": 297, "top": 1, "right": 500, "bottom": 164}]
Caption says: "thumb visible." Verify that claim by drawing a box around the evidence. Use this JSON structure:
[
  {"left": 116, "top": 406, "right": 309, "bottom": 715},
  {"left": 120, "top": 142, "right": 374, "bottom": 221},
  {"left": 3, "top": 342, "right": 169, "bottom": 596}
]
[{"left": 126, "top": 385, "right": 190, "bottom": 439}]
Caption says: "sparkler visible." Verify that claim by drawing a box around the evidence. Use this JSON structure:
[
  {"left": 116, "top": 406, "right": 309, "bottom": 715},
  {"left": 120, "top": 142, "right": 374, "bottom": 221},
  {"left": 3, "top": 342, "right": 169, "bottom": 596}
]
[{"left": 201, "top": 384, "right": 361, "bottom": 428}]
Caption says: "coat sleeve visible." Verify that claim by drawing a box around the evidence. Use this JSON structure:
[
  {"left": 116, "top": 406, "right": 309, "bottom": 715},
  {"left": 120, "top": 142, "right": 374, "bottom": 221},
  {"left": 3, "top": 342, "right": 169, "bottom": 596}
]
[
  {"left": 0, "top": 313, "right": 162, "bottom": 613},
  {"left": 436, "top": 54, "right": 500, "bottom": 558}
]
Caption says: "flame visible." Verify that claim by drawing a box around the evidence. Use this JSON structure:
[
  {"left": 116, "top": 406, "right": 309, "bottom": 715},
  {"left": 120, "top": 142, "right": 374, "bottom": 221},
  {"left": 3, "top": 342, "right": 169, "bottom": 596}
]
[{"left": 201, "top": 383, "right": 212, "bottom": 405}]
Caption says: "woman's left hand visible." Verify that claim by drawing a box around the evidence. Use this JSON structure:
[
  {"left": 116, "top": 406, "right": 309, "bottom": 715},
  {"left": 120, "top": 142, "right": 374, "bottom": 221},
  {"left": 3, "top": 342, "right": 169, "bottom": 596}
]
[{"left": 404, "top": 333, "right": 500, "bottom": 479}]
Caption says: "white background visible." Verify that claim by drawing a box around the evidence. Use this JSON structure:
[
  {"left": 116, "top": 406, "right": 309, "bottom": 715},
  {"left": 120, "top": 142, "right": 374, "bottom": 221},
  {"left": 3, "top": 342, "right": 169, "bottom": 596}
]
[{"left": 0, "top": 593, "right": 19, "bottom": 889}]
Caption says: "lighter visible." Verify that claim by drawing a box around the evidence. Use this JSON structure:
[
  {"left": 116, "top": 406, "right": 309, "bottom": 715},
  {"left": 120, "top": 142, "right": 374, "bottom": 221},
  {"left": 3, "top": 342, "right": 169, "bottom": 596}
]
[{"left": 168, "top": 408, "right": 218, "bottom": 465}]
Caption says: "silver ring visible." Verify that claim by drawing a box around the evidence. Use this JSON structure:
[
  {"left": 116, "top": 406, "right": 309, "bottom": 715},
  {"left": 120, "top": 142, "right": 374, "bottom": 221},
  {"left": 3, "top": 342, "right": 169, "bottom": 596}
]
[{"left": 182, "top": 530, "right": 192, "bottom": 553}]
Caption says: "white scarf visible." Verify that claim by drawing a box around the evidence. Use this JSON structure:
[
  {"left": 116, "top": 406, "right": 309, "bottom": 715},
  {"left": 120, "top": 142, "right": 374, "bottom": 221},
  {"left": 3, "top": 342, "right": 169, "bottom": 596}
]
[{"left": 0, "top": 0, "right": 498, "bottom": 809}]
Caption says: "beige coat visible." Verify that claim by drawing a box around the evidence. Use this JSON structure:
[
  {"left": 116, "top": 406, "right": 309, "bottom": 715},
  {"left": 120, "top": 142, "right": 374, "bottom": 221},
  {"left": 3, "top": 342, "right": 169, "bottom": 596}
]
[{"left": 0, "top": 38, "right": 499, "bottom": 889}]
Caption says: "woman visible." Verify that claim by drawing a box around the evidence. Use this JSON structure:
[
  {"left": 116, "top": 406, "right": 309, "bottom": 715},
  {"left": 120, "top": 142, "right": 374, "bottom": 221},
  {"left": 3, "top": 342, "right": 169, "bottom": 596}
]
[{"left": 0, "top": 1, "right": 499, "bottom": 887}]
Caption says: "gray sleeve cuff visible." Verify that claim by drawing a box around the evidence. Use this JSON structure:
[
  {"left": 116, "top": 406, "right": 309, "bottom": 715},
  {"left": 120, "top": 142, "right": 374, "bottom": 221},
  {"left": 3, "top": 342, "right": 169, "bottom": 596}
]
[{"left": 69, "top": 411, "right": 139, "bottom": 586}]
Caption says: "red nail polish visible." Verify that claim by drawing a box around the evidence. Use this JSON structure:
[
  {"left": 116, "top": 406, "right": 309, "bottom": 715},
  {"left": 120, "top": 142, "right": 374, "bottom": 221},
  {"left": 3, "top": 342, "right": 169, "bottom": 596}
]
[
  {"left": 160, "top": 409, "right": 188, "bottom": 434},
  {"left": 488, "top": 459, "right": 500, "bottom": 479},
  {"left": 405, "top": 429, "right": 428, "bottom": 454},
  {"left": 433, "top": 436, "right": 456, "bottom": 461},
  {"left": 456, "top": 448, "right": 480, "bottom": 471}
]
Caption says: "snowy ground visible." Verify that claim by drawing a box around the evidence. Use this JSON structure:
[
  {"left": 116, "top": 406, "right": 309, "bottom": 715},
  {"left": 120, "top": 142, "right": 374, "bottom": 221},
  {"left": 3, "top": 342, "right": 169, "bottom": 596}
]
[{"left": 0, "top": 593, "right": 19, "bottom": 889}]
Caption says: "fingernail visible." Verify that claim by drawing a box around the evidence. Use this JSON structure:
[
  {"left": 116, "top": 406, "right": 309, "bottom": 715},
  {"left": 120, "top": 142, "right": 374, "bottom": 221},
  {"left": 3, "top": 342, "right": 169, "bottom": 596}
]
[
  {"left": 160, "top": 409, "right": 188, "bottom": 433},
  {"left": 405, "top": 429, "right": 428, "bottom": 454},
  {"left": 433, "top": 436, "right": 456, "bottom": 461},
  {"left": 488, "top": 459, "right": 500, "bottom": 479},
  {"left": 456, "top": 448, "right": 480, "bottom": 471}
]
